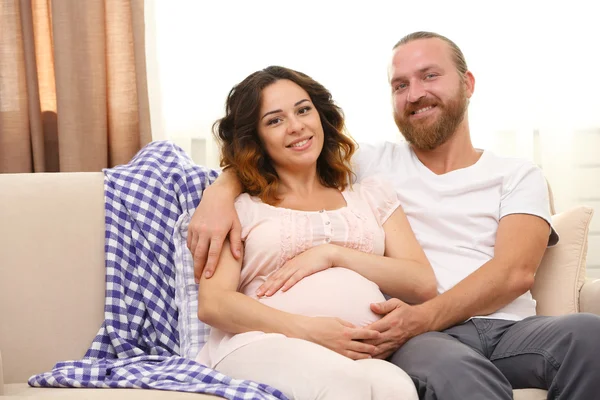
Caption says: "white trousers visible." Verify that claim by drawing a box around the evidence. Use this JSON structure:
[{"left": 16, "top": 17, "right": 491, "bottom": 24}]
[{"left": 216, "top": 336, "right": 418, "bottom": 400}]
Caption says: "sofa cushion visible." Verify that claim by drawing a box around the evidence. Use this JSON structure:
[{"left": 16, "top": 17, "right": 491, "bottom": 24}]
[
  {"left": 3, "top": 380, "right": 548, "bottom": 399},
  {"left": 174, "top": 212, "right": 212, "bottom": 360},
  {"left": 4, "top": 384, "right": 222, "bottom": 398},
  {"left": 0, "top": 172, "right": 106, "bottom": 384},
  {"left": 513, "top": 388, "right": 548, "bottom": 400},
  {"left": 531, "top": 206, "right": 594, "bottom": 315}
]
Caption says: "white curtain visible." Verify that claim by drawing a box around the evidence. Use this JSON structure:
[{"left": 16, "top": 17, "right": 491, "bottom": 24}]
[{"left": 144, "top": 0, "right": 600, "bottom": 275}]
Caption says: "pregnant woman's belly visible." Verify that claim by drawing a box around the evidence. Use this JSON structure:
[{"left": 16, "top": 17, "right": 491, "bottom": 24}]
[{"left": 254, "top": 267, "right": 386, "bottom": 328}]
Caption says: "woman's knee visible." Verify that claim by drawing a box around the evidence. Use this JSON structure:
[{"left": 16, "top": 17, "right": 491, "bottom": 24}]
[
  {"left": 357, "top": 358, "right": 418, "bottom": 400},
  {"left": 217, "top": 337, "right": 372, "bottom": 400}
]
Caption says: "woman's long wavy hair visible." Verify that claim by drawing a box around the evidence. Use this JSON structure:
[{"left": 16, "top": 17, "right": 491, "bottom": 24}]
[{"left": 213, "top": 66, "right": 356, "bottom": 205}]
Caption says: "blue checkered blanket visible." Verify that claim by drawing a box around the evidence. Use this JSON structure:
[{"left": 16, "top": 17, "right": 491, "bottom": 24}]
[{"left": 28, "top": 141, "right": 287, "bottom": 400}]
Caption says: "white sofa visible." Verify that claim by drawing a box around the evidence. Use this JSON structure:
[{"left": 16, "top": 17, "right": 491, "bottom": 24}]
[{"left": 1, "top": 172, "right": 599, "bottom": 399}]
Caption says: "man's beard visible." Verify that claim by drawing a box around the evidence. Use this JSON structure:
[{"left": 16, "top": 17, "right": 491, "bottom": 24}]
[{"left": 394, "top": 87, "right": 468, "bottom": 151}]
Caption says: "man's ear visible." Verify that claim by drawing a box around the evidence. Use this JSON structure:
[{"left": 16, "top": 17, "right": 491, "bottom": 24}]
[{"left": 464, "top": 71, "right": 475, "bottom": 98}]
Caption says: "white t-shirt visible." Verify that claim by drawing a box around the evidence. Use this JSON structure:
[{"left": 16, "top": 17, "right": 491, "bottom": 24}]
[{"left": 354, "top": 141, "right": 559, "bottom": 321}]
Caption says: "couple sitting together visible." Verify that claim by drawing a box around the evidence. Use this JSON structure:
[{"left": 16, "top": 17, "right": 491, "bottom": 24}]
[{"left": 186, "top": 31, "right": 600, "bottom": 400}]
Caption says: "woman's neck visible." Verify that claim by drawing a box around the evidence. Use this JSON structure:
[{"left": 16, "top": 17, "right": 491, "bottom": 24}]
[{"left": 274, "top": 165, "right": 322, "bottom": 199}]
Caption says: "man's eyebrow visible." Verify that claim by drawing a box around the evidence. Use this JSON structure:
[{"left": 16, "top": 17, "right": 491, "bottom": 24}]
[
  {"left": 418, "top": 64, "right": 441, "bottom": 74},
  {"left": 391, "top": 76, "right": 404, "bottom": 85},
  {"left": 261, "top": 99, "right": 310, "bottom": 120}
]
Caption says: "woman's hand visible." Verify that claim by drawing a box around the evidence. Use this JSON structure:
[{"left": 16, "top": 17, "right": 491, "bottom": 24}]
[
  {"left": 256, "top": 244, "right": 337, "bottom": 297},
  {"left": 299, "top": 316, "right": 381, "bottom": 360}
]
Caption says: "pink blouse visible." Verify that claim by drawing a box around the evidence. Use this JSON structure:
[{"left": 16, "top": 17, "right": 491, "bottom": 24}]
[{"left": 196, "top": 176, "right": 400, "bottom": 368}]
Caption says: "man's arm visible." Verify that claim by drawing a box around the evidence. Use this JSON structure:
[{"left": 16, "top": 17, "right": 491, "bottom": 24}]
[
  {"left": 418, "top": 164, "right": 554, "bottom": 328},
  {"left": 367, "top": 213, "right": 550, "bottom": 358},
  {"left": 188, "top": 168, "right": 243, "bottom": 281},
  {"left": 418, "top": 213, "right": 549, "bottom": 330}
]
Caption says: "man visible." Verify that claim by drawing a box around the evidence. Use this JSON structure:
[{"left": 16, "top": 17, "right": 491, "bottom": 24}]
[{"left": 187, "top": 32, "right": 600, "bottom": 399}]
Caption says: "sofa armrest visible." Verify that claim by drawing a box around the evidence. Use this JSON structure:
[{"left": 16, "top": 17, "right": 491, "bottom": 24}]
[
  {"left": 580, "top": 279, "right": 600, "bottom": 315},
  {"left": 0, "top": 348, "right": 4, "bottom": 396}
]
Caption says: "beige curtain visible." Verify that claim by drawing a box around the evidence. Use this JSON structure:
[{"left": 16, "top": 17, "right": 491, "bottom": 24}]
[{"left": 0, "top": 0, "right": 151, "bottom": 173}]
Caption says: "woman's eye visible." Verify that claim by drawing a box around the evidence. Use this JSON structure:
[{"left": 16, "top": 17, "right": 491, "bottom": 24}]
[
  {"left": 267, "top": 117, "right": 282, "bottom": 126},
  {"left": 298, "top": 106, "right": 311, "bottom": 114}
]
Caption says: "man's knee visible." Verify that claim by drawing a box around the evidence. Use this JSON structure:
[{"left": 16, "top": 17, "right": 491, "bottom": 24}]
[
  {"left": 389, "top": 332, "right": 484, "bottom": 373},
  {"left": 558, "top": 313, "right": 600, "bottom": 350},
  {"left": 389, "top": 331, "right": 512, "bottom": 399}
]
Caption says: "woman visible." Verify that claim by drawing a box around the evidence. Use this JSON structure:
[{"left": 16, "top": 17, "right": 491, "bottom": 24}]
[{"left": 196, "top": 66, "right": 436, "bottom": 399}]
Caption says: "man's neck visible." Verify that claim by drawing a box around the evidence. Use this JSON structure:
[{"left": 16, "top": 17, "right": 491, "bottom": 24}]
[{"left": 412, "top": 128, "right": 482, "bottom": 175}]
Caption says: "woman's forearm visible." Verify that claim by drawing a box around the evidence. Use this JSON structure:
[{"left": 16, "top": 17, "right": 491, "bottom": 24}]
[
  {"left": 331, "top": 245, "right": 437, "bottom": 303},
  {"left": 198, "top": 288, "right": 306, "bottom": 338}
]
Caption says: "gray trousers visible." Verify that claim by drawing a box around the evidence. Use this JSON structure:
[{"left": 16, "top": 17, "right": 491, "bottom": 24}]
[{"left": 389, "top": 313, "right": 600, "bottom": 400}]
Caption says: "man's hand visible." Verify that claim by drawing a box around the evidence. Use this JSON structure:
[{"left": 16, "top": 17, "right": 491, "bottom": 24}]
[
  {"left": 187, "top": 185, "right": 242, "bottom": 282},
  {"left": 300, "top": 316, "right": 381, "bottom": 360},
  {"left": 364, "top": 298, "right": 432, "bottom": 359},
  {"left": 256, "top": 244, "right": 335, "bottom": 297}
]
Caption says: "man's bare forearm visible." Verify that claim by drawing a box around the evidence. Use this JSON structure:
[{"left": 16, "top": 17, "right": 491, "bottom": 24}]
[
  {"left": 209, "top": 168, "right": 243, "bottom": 198},
  {"left": 418, "top": 258, "right": 533, "bottom": 331}
]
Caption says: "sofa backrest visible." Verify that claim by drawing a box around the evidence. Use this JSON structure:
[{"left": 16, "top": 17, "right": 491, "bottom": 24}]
[
  {"left": 0, "top": 172, "right": 591, "bottom": 384},
  {"left": 0, "top": 172, "right": 106, "bottom": 384}
]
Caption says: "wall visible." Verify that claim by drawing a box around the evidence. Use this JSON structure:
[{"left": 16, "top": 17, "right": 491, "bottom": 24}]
[{"left": 144, "top": 0, "right": 600, "bottom": 274}]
